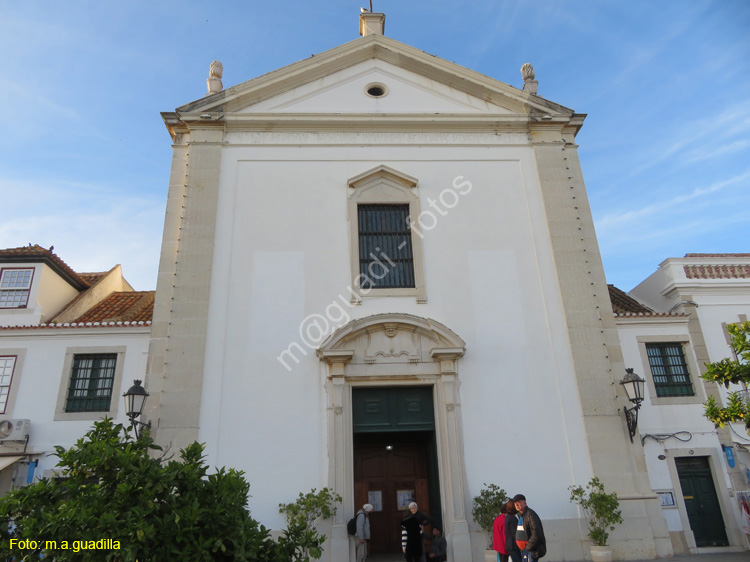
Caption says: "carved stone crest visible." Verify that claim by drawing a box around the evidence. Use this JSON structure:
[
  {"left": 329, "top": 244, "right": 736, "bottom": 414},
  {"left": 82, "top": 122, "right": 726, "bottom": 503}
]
[
  {"left": 364, "top": 328, "right": 421, "bottom": 363},
  {"left": 384, "top": 323, "right": 398, "bottom": 337}
]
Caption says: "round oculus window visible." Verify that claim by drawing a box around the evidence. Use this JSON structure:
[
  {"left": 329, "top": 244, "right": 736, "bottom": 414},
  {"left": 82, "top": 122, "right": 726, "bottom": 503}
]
[{"left": 365, "top": 83, "right": 388, "bottom": 98}]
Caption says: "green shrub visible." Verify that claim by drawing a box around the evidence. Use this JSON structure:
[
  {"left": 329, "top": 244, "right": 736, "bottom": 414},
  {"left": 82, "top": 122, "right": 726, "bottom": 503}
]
[
  {"left": 569, "top": 477, "right": 623, "bottom": 546},
  {"left": 279, "top": 487, "right": 341, "bottom": 559},
  {"left": 471, "top": 483, "right": 508, "bottom": 549},
  {"left": 0, "top": 418, "right": 325, "bottom": 561}
]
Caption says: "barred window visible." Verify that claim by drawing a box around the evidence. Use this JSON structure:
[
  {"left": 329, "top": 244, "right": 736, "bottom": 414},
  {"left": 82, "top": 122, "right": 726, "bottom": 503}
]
[
  {"left": 646, "top": 343, "right": 694, "bottom": 397},
  {"left": 358, "top": 204, "right": 415, "bottom": 289},
  {"left": 0, "top": 268, "right": 33, "bottom": 308},
  {"left": 65, "top": 354, "right": 117, "bottom": 412}
]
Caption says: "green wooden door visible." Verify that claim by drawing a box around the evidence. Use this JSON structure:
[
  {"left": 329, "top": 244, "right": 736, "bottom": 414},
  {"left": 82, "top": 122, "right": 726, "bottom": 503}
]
[
  {"left": 352, "top": 386, "right": 434, "bottom": 433},
  {"left": 675, "top": 457, "right": 728, "bottom": 546}
]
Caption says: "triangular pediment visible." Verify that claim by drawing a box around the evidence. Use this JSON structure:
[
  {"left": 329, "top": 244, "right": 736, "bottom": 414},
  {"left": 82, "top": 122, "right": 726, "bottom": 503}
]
[
  {"left": 238, "top": 60, "right": 516, "bottom": 115},
  {"left": 175, "top": 34, "right": 573, "bottom": 119},
  {"left": 348, "top": 165, "right": 418, "bottom": 189}
]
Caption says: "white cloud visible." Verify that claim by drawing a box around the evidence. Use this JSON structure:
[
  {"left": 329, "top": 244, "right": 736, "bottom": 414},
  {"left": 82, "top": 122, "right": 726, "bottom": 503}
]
[
  {"left": 630, "top": 102, "right": 750, "bottom": 176},
  {"left": 596, "top": 171, "right": 750, "bottom": 232},
  {"left": 0, "top": 177, "right": 163, "bottom": 290},
  {"left": 685, "top": 139, "right": 750, "bottom": 163}
]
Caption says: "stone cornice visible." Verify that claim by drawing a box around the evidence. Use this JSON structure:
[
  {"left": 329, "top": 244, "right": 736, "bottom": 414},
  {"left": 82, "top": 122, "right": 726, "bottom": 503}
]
[
  {"left": 613, "top": 314, "right": 689, "bottom": 325},
  {"left": 166, "top": 112, "right": 585, "bottom": 138},
  {"left": 430, "top": 347, "right": 466, "bottom": 361},
  {"left": 316, "top": 350, "right": 355, "bottom": 365}
]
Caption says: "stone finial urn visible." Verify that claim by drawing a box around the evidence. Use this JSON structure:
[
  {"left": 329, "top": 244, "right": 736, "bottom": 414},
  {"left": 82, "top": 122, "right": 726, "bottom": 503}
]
[{"left": 207, "top": 60, "right": 223, "bottom": 95}]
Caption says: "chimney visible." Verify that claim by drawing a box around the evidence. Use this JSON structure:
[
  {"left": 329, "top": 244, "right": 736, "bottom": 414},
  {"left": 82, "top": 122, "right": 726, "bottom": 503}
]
[{"left": 359, "top": 10, "right": 385, "bottom": 36}]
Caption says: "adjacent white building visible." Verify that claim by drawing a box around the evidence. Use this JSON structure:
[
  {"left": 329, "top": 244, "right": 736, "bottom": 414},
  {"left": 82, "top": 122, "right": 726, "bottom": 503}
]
[
  {"left": 0, "top": 244, "right": 152, "bottom": 492},
  {"left": 617, "top": 254, "right": 750, "bottom": 552}
]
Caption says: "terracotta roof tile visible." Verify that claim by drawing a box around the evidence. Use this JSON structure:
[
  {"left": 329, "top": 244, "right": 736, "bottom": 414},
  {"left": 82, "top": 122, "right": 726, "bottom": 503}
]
[
  {"left": 78, "top": 272, "right": 109, "bottom": 285},
  {"left": 608, "top": 285, "right": 653, "bottom": 314},
  {"left": 72, "top": 291, "right": 155, "bottom": 323},
  {"left": 0, "top": 321, "right": 151, "bottom": 331},
  {"left": 0, "top": 245, "right": 89, "bottom": 290},
  {"left": 684, "top": 264, "right": 750, "bottom": 279},
  {"left": 684, "top": 253, "right": 750, "bottom": 258},
  {"left": 0, "top": 245, "right": 53, "bottom": 259}
]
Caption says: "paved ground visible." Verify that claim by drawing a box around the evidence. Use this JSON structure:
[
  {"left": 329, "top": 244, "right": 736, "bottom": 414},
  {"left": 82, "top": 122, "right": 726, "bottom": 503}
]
[
  {"left": 367, "top": 550, "right": 749, "bottom": 562},
  {"left": 628, "top": 553, "right": 748, "bottom": 562}
]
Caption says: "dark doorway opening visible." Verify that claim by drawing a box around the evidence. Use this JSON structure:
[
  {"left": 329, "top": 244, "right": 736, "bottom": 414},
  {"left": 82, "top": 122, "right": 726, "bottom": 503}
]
[
  {"left": 352, "top": 386, "right": 441, "bottom": 556},
  {"left": 675, "top": 456, "right": 728, "bottom": 547}
]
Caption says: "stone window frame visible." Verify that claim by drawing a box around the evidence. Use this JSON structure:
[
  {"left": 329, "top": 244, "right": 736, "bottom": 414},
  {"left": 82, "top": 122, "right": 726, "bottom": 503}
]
[
  {"left": 347, "top": 165, "right": 426, "bottom": 304},
  {"left": 54, "top": 346, "right": 126, "bottom": 421},
  {"left": 636, "top": 335, "right": 705, "bottom": 406},
  {"left": 645, "top": 342, "right": 694, "bottom": 398},
  {"left": 0, "top": 349, "right": 25, "bottom": 415}
]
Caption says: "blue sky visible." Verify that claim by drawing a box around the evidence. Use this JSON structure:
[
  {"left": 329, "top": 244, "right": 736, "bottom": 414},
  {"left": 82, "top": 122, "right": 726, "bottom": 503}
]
[{"left": 1, "top": 1, "right": 748, "bottom": 291}]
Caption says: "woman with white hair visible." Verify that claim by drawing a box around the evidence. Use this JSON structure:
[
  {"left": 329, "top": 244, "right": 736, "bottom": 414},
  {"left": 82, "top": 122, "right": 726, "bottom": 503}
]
[
  {"left": 401, "top": 507, "right": 424, "bottom": 562},
  {"left": 402, "top": 502, "right": 431, "bottom": 562}
]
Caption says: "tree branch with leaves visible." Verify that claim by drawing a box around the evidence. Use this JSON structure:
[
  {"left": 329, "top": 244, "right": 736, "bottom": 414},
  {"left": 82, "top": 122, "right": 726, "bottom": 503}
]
[
  {"left": 0, "top": 419, "right": 330, "bottom": 561},
  {"left": 702, "top": 321, "right": 750, "bottom": 433}
]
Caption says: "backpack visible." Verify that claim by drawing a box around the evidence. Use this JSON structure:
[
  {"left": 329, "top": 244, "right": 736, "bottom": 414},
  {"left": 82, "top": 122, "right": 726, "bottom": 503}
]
[{"left": 347, "top": 512, "right": 362, "bottom": 535}]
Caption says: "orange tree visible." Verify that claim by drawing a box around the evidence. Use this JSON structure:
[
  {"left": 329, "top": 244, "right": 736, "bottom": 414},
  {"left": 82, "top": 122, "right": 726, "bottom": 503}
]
[
  {"left": 702, "top": 321, "right": 750, "bottom": 432},
  {"left": 0, "top": 419, "right": 322, "bottom": 561}
]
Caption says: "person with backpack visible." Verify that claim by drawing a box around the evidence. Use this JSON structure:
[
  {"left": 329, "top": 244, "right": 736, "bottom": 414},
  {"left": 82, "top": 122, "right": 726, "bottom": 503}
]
[{"left": 352, "top": 503, "right": 374, "bottom": 562}]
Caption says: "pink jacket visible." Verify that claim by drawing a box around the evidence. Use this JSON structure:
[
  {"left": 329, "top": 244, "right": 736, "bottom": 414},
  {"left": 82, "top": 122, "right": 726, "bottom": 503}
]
[{"left": 493, "top": 514, "right": 507, "bottom": 554}]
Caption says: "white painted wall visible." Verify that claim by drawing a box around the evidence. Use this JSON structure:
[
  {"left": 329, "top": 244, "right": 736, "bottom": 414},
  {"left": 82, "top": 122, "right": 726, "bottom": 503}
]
[
  {"left": 36, "top": 265, "right": 82, "bottom": 323},
  {"left": 198, "top": 129, "right": 592, "bottom": 530},
  {"left": 0, "top": 264, "right": 79, "bottom": 327},
  {"left": 0, "top": 328, "right": 150, "bottom": 482}
]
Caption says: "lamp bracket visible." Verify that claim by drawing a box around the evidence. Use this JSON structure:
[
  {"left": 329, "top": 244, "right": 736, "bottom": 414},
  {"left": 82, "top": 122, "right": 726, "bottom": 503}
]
[
  {"left": 128, "top": 417, "right": 151, "bottom": 439},
  {"left": 623, "top": 403, "right": 640, "bottom": 443}
]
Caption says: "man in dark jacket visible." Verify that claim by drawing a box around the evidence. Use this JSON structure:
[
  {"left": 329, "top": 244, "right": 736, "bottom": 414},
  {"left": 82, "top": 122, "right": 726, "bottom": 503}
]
[
  {"left": 512, "top": 494, "right": 546, "bottom": 561},
  {"left": 428, "top": 526, "right": 447, "bottom": 562}
]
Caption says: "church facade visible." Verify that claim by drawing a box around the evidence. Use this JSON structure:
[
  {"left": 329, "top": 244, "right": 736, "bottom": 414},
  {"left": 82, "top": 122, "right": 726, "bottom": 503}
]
[{"left": 143, "top": 12, "right": 672, "bottom": 560}]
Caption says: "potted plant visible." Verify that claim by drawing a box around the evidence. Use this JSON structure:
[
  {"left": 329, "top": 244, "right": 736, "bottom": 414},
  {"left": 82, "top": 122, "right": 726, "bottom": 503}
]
[
  {"left": 568, "top": 477, "right": 623, "bottom": 562},
  {"left": 279, "top": 487, "right": 341, "bottom": 559},
  {"left": 471, "top": 483, "right": 508, "bottom": 562}
]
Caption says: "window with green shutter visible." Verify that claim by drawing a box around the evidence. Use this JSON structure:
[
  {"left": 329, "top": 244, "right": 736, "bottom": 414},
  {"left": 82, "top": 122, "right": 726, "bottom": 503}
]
[
  {"left": 646, "top": 343, "right": 694, "bottom": 397},
  {"left": 65, "top": 354, "right": 117, "bottom": 412}
]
